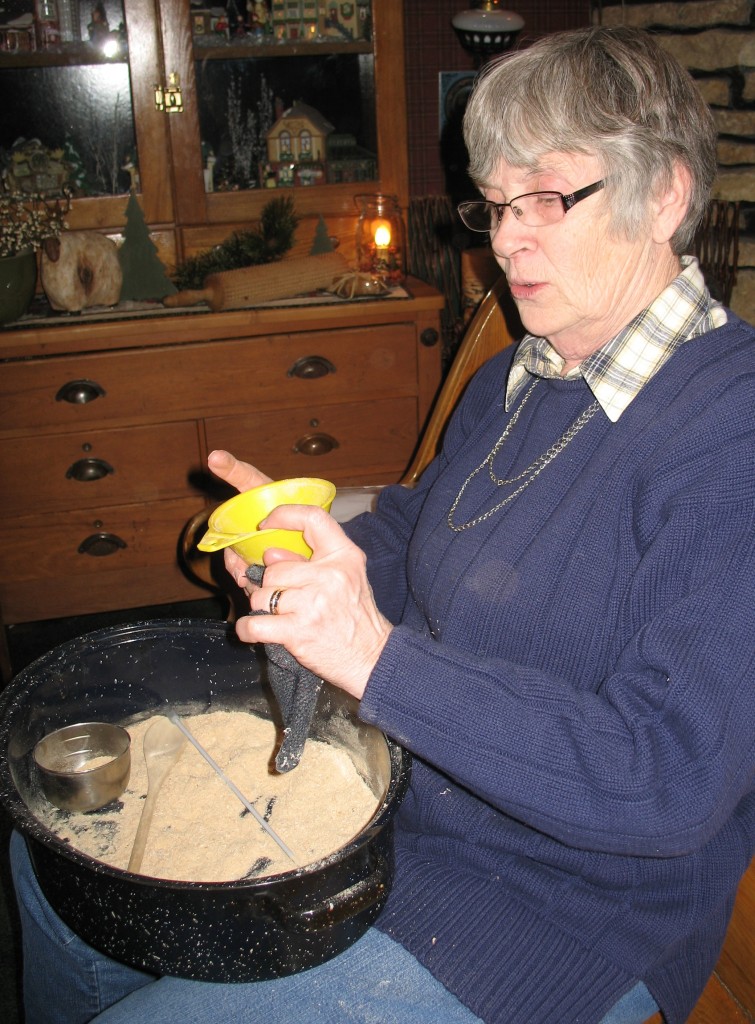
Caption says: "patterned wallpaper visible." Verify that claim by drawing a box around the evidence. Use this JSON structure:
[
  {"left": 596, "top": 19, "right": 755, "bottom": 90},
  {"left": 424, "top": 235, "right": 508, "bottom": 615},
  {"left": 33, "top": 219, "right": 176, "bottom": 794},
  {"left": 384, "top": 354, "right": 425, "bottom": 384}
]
[{"left": 404, "top": 1, "right": 592, "bottom": 197}]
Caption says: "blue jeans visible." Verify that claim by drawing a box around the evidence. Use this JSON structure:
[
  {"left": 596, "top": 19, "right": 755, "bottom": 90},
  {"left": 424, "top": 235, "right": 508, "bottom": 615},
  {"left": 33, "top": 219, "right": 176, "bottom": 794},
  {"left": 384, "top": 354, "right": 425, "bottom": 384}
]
[{"left": 10, "top": 831, "right": 658, "bottom": 1023}]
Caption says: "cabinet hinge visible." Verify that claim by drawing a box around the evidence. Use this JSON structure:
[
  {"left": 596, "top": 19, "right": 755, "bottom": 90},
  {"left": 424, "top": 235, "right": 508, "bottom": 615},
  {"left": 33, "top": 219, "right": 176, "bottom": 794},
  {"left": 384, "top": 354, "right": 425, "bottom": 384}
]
[{"left": 155, "top": 72, "right": 184, "bottom": 114}]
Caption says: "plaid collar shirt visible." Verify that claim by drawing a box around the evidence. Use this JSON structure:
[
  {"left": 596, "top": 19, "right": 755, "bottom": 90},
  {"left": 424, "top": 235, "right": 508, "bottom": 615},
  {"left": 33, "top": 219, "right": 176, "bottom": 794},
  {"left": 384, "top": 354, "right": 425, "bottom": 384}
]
[{"left": 505, "top": 256, "right": 728, "bottom": 422}]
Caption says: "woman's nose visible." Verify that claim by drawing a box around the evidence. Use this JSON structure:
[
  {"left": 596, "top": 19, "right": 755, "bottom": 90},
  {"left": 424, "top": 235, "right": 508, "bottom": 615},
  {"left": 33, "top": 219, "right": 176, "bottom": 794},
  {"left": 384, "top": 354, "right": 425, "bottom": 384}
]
[{"left": 490, "top": 208, "right": 531, "bottom": 258}]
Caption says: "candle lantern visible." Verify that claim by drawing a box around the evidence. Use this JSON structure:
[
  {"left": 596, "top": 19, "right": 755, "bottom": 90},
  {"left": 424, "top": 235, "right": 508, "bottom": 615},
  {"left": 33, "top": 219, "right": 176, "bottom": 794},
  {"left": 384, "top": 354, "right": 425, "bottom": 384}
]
[{"left": 355, "top": 193, "right": 406, "bottom": 285}]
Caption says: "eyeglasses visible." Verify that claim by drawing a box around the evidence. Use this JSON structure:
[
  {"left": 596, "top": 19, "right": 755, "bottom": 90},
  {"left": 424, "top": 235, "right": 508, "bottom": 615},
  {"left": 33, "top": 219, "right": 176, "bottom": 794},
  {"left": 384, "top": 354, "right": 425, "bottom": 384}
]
[{"left": 457, "top": 179, "right": 606, "bottom": 233}]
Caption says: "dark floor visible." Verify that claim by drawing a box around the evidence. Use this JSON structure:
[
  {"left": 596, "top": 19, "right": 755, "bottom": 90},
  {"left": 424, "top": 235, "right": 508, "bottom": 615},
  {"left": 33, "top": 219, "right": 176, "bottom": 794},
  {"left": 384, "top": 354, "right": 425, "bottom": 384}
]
[{"left": 0, "top": 596, "right": 228, "bottom": 1024}]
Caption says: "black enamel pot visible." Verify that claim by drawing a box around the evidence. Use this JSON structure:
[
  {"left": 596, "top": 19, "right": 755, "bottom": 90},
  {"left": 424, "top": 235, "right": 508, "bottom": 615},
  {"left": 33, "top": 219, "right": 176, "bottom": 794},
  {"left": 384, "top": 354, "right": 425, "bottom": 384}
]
[{"left": 0, "top": 619, "right": 411, "bottom": 982}]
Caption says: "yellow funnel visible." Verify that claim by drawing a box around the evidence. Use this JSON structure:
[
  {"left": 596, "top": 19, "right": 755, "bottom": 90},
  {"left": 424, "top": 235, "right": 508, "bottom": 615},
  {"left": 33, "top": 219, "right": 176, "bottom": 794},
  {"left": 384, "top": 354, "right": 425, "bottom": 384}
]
[{"left": 198, "top": 477, "right": 336, "bottom": 564}]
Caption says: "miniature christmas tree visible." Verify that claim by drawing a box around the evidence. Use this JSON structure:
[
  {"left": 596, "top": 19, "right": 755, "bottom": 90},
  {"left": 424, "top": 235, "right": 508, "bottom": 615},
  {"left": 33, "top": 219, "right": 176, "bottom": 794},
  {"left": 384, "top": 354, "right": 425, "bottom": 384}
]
[
  {"left": 62, "top": 135, "right": 90, "bottom": 195},
  {"left": 310, "top": 214, "right": 335, "bottom": 254},
  {"left": 118, "top": 194, "right": 177, "bottom": 301}
]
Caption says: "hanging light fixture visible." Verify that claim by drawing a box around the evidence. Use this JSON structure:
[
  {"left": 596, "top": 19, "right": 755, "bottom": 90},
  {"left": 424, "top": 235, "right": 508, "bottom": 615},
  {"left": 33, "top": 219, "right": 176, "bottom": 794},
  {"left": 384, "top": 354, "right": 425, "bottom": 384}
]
[{"left": 452, "top": 1, "right": 524, "bottom": 63}]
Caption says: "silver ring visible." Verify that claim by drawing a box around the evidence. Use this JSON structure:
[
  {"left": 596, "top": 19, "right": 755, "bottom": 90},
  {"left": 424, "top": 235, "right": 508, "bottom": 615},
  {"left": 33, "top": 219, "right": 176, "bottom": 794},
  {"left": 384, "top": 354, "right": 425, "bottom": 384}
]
[{"left": 268, "top": 589, "right": 285, "bottom": 615}]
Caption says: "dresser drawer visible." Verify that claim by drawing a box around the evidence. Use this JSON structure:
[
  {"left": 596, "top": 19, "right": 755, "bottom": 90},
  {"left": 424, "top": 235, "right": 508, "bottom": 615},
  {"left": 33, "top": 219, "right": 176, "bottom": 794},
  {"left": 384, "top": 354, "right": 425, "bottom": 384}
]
[
  {"left": 0, "top": 326, "right": 418, "bottom": 434},
  {"left": 1, "top": 422, "right": 202, "bottom": 517},
  {"left": 204, "top": 396, "right": 418, "bottom": 484},
  {"left": 0, "top": 495, "right": 208, "bottom": 622},
  {"left": 0, "top": 496, "right": 202, "bottom": 588},
  {"left": 2, "top": 563, "right": 202, "bottom": 624}
]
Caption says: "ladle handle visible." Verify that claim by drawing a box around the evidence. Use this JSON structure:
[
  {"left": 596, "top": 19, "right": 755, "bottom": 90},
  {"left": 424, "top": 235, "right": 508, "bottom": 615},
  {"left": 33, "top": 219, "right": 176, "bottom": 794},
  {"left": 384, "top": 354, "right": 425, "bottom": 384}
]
[
  {"left": 167, "top": 711, "right": 296, "bottom": 863},
  {"left": 127, "top": 790, "right": 159, "bottom": 874}
]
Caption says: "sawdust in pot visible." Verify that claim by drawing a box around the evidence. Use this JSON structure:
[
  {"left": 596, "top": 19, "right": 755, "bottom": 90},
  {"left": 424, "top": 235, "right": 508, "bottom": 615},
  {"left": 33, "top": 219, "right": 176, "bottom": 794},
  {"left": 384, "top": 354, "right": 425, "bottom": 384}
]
[{"left": 39, "top": 710, "right": 381, "bottom": 882}]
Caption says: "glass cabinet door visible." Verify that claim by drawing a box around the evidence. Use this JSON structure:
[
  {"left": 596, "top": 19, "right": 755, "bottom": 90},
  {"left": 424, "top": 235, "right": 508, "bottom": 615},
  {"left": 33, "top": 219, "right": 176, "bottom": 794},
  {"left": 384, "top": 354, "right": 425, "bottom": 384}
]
[
  {"left": 159, "top": 0, "right": 407, "bottom": 238},
  {"left": 0, "top": 0, "right": 173, "bottom": 229}
]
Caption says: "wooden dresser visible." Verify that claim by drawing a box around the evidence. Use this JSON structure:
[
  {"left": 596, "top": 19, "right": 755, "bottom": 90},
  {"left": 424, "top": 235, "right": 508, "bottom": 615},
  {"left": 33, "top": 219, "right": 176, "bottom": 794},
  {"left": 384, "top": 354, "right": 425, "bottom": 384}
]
[{"left": 0, "top": 280, "right": 442, "bottom": 628}]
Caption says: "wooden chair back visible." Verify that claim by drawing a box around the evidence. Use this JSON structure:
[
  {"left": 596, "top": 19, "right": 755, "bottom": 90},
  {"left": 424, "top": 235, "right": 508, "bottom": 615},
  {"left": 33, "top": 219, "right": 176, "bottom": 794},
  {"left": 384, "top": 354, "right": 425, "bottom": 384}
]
[{"left": 401, "top": 272, "right": 514, "bottom": 486}]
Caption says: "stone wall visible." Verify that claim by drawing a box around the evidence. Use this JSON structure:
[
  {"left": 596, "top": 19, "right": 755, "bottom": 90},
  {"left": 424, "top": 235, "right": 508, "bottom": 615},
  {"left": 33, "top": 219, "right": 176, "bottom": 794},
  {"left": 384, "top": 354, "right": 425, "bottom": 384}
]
[{"left": 592, "top": 0, "right": 755, "bottom": 322}]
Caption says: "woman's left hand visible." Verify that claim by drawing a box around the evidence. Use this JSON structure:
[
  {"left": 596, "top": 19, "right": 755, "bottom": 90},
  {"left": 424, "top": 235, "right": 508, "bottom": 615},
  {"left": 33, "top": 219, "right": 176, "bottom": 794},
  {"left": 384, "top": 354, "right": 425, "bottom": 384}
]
[{"left": 234, "top": 504, "right": 393, "bottom": 700}]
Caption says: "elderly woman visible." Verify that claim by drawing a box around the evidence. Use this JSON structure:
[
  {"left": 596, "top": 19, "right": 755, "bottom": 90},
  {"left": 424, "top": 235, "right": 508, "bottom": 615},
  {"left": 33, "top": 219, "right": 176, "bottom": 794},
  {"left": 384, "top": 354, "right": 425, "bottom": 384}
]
[{"left": 10, "top": 25, "right": 755, "bottom": 1024}]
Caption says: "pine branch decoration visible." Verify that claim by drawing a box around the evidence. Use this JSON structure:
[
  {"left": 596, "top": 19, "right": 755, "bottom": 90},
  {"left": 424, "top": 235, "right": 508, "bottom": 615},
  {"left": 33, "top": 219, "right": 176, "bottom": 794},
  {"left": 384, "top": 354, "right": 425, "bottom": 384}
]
[{"left": 173, "top": 196, "right": 298, "bottom": 290}]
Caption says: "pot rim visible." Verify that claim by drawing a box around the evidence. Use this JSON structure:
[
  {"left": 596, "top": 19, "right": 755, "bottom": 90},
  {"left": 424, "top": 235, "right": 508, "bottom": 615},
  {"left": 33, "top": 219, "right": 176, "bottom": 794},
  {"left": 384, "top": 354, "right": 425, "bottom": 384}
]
[{"left": 0, "top": 618, "right": 412, "bottom": 892}]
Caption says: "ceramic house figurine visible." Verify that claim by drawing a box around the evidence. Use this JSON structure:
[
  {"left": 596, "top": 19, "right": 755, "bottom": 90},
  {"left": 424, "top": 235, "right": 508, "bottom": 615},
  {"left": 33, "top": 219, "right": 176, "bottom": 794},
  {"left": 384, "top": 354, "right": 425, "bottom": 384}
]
[
  {"left": 0, "top": 14, "right": 37, "bottom": 52},
  {"left": 265, "top": 101, "right": 332, "bottom": 185},
  {"left": 270, "top": 0, "right": 317, "bottom": 41}
]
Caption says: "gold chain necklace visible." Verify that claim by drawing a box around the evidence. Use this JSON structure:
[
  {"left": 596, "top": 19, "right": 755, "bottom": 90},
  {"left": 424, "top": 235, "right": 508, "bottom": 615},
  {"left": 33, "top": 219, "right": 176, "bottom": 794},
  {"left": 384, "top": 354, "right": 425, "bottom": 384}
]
[{"left": 447, "top": 380, "right": 600, "bottom": 532}]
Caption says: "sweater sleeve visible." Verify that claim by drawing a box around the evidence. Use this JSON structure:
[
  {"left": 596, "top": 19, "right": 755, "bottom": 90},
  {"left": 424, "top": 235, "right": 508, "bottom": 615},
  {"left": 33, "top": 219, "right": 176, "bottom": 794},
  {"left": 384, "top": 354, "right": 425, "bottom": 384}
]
[{"left": 359, "top": 354, "right": 755, "bottom": 858}]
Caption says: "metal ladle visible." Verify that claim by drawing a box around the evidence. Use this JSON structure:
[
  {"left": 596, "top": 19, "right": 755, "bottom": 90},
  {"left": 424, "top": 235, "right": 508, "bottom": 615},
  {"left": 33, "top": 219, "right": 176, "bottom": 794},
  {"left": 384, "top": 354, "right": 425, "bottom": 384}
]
[{"left": 127, "top": 715, "right": 187, "bottom": 874}]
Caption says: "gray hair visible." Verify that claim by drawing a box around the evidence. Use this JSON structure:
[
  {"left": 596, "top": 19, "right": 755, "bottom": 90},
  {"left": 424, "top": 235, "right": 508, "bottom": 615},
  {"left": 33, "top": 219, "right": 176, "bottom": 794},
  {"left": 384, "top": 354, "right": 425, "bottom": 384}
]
[{"left": 462, "top": 26, "right": 717, "bottom": 253}]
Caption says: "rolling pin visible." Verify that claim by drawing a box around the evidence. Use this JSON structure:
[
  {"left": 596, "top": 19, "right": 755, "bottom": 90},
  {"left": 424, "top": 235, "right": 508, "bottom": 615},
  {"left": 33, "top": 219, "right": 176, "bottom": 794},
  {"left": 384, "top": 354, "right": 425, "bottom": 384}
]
[{"left": 163, "top": 252, "right": 348, "bottom": 311}]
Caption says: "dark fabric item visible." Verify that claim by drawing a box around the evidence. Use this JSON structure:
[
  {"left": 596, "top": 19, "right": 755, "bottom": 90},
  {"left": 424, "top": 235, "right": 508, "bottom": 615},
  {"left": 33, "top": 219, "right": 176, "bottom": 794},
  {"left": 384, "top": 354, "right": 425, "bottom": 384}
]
[{"left": 245, "top": 563, "right": 323, "bottom": 772}]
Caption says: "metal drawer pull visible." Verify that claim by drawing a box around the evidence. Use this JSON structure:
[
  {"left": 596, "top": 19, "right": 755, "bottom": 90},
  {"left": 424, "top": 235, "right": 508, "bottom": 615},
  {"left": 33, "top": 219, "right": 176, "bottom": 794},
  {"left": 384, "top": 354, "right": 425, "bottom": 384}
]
[
  {"left": 287, "top": 356, "right": 336, "bottom": 380},
  {"left": 66, "top": 458, "right": 114, "bottom": 482},
  {"left": 56, "top": 380, "right": 106, "bottom": 404},
  {"left": 78, "top": 533, "right": 127, "bottom": 556},
  {"left": 292, "top": 433, "right": 339, "bottom": 456}
]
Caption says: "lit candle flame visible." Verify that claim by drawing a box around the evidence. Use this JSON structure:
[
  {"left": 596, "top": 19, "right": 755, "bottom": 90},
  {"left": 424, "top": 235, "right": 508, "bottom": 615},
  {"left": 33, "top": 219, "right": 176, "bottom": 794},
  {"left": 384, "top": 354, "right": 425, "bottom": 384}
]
[{"left": 373, "top": 221, "right": 392, "bottom": 248}]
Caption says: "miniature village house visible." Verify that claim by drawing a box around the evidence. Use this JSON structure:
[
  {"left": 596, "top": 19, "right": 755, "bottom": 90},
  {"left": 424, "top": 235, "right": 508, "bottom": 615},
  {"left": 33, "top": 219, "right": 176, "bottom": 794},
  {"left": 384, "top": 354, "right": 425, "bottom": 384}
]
[
  {"left": 0, "top": 13, "right": 36, "bottom": 51},
  {"left": 270, "top": 0, "right": 319, "bottom": 40},
  {"left": 269, "top": 1, "right": 369, "bottom": 43},
  {"left": 266, "top": 101, "right": 333, "bottom": 165}
]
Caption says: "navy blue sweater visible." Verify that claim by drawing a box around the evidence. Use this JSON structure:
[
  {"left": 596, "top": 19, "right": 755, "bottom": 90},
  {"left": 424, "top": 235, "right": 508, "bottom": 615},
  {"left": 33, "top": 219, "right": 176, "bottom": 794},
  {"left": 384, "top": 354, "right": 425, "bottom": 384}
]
[{"left": 346, "top": 316, "right": 755, "bottom": 1024}]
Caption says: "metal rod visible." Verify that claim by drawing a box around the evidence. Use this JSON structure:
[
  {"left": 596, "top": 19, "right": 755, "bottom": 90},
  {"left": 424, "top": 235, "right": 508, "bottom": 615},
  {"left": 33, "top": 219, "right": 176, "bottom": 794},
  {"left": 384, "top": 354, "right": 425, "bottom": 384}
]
[{"left": 167, "top": 710, "right": 296, "bottom": 863}]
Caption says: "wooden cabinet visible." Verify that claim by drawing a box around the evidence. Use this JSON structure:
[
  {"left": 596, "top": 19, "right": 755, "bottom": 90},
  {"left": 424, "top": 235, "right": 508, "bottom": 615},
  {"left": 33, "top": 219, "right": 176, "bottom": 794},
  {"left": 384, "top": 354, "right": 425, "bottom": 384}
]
[
  {"left": 0, "top": 280, "right": 443, "bottom": 625},
  {"left": 0, "top": 0, "right": 408, "bottom": 271}
]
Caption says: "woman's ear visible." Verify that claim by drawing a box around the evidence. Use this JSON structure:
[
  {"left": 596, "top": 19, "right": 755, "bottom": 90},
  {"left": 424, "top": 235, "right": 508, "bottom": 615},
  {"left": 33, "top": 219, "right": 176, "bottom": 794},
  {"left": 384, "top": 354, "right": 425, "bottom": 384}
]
[{"left": 651, "top": 162, "right": 692, "bottom": 245}]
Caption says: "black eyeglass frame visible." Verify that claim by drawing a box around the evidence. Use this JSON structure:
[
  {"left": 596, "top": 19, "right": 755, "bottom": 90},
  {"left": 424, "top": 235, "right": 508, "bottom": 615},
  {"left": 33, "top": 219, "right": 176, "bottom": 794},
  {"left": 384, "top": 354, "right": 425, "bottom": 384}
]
[{"left": 457, "top": 179, "right": 607, "bottom": 233}]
